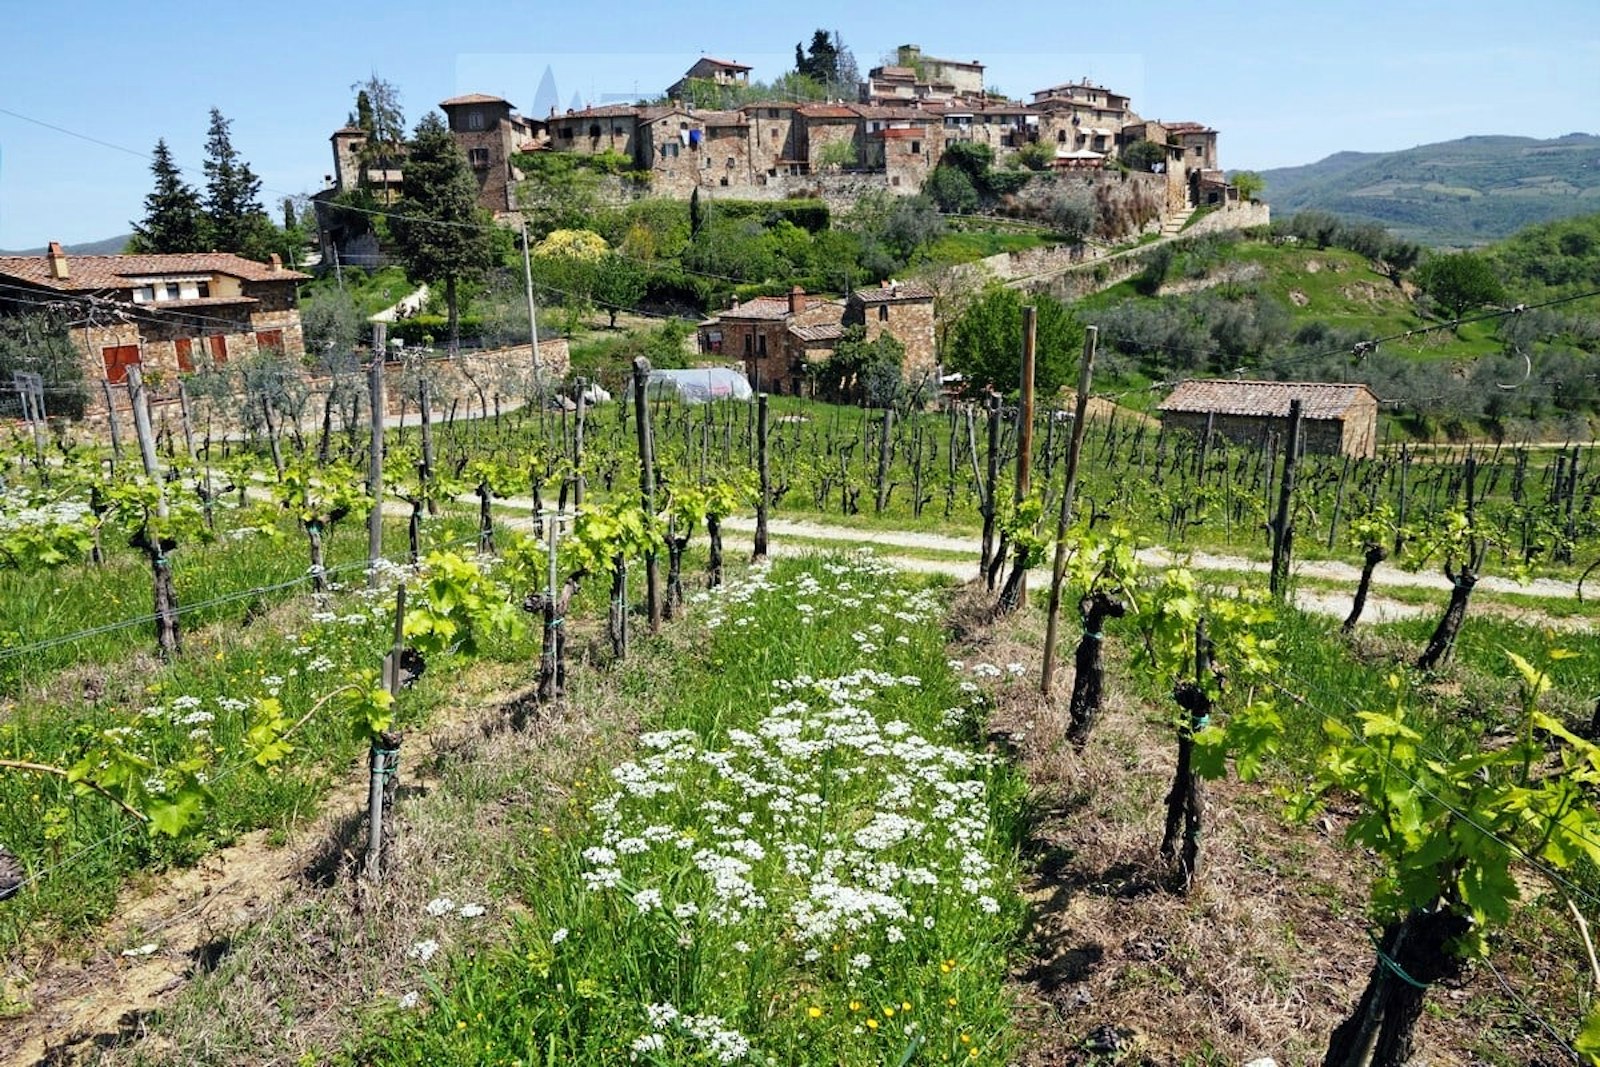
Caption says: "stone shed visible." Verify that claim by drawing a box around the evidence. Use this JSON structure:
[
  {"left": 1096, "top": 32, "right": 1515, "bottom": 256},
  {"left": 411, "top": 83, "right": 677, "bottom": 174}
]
[{"left": 1156, "top": 379, "right": 1379, "bottom": 459}]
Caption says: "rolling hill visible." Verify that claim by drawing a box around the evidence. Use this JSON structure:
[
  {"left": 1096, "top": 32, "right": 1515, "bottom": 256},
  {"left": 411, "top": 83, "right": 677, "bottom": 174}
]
[
  {"left": 1253, "top": 134, "right": 1600, "bottom": 247},
  {"left": 0, "top": 233, "right": 131, "bottom": 256}
]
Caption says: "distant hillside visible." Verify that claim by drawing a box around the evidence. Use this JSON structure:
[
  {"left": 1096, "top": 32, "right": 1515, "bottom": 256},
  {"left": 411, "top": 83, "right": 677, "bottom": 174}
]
[
  {"left": 1253, "top": 134, "right": 1600, "bottom": 247},
  {"left": 0, "top": 234, "right": 132, "bottom": 256}
]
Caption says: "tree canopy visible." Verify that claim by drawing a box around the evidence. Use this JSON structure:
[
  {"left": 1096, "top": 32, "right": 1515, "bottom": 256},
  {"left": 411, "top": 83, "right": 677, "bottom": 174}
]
[
  {"left": 1415, "top": 250, "right": 1506, "bottom": 321},
  {"left": 129, "top": 139, "right": 206, "bottom": 254},
  {"left": 389, "top": 113, "right": 498, "bottom": 347},
  {"left": 947, "top": 285, "right": 1083, "bottom": 396},
  {"left": 201, "top": 108, "right": 276, "bottom": 261}
]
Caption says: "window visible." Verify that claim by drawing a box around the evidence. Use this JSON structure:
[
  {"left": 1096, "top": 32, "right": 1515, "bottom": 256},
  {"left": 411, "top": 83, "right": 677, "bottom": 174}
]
[
  {"left": 910, "top": 140, "right": 921, "bottom": 154},
  {"left": 101, "top": 344, "right": 140, "bottom": 385},
  {"left": 878, "top": 304, "right": 889, "bottom": 322},
  {"left": 662, "top": 142, "right": 679, "bottom": 158},
  {"left": 209, "top": 335, "right": 228, "bottom": 365},
  {"left": 588, "top": 123, "right": 601, "bottom": 138},
  {"left": 196, "top": 281, "right": 209, "bottom": 298},
  {"left": 1192, "top": 145, "right": 1202, "bottom": 157},
  {"left": 175, "top": 337, "right": 195, "bottom": 372},
  {"left": 743, "top": 334, "right": 753, "bottom": 355},
  {"left": 256, "top": 329, "right": 284, "bottom": 353},
  {"left": 767, "top": 108, "right": 779, "bottom": 118},
  {"left": 468, "top": 110, "right": 485, "bottom": 130},
  {"left": 614, "top": 124, "right": 625, "bottom": 135},
  {"left": 468, "top": 147, "right": 490, "bottom": 168},
  {"left": 560, "top": 126, "right": 574, "bottom": 139},
  {"left": 726, "top": 156, "right": 735, "bottom": 168},
  {"left": 770, "top": 128, "right": 779, "bottom": 142},
  {"left": 757, "top": 334, "right": 767, "bottom": 356},
  {"left": 1057, "top": 130, "right": 1066, "bottom": 143}
]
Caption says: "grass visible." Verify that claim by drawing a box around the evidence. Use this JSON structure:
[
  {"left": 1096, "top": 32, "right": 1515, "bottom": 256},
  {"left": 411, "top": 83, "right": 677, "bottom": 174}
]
[
  {"left": 0, "top": 512, "right": 512, "bottom": 958},
  {"left": 356, "top": 554, "right": 1029, "bottom": 1066},
  {"left": 924, "top": 231, "right": 1050, "bottom": 265}
]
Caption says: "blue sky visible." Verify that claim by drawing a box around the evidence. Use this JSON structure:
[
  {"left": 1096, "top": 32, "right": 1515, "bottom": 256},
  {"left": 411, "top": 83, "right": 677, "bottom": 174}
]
[{"left": 2, "top": 0, "right": 1596, "bottom": 249}]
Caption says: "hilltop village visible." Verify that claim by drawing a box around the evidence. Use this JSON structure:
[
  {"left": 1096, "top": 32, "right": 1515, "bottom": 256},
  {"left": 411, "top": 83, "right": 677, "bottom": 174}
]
[{"left": 318, "top": 44, "right": 1233, "bottom": 242}]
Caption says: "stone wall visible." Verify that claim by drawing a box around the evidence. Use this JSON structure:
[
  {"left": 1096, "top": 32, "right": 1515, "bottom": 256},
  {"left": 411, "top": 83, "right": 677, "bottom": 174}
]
[{"left": 1180, "top": 199, "right": 1271, "bottom": 237}]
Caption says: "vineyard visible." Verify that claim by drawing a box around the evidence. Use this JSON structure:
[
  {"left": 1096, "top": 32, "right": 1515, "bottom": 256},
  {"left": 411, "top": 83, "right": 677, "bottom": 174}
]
[{"left": 1, "top": 354, "right": 1598, "bottom": 1066}]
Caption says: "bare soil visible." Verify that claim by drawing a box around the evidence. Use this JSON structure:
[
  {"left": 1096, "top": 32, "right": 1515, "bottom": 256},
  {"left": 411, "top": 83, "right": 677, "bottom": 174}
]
[{"left": 943, "top": 582, "right": 1582, "bottom": 1066}]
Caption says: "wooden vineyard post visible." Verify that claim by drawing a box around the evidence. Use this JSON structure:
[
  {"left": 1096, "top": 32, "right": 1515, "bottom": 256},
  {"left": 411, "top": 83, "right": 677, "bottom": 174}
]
[
  {"left": 979, "top": 394, "right": 1002, "bottom": 583},
  {"left": 419, "top": 373, "right": 437, "bottom": 516},
  {"left": 365, "top": 584, "right": 406, "bottom": 882},
  {"left": 1041, "top": 327, "right": 1097, "bottom": 696},
  {"left": 101, "top": 377, "right": 124, "bottom": 461},
  {"left": 367, "top": 328, "right": 387, "bottom": 587},
  {"left": 535, "top": 509, "right": 577, "bottom": 705},
  {"left": 754, "top": 392, "right": 770, "bottom": 560},
  {"left": 573, "top": 380, "right": 588, "bottom": 509},
  {"left": 632, "top": 358, "right": 661, "bottom": 635},
  {"left": 126, "top": 364, "right": 182, "bottom": 658},
  {"left": 1160, "top": 618, "right": 1211, "bottom": 892},
  {"left": 1269, "top": 398, "right": 1303, "bottom": 600},
  {"left": 873, "top": 407, "right": 894, "bottom": 514},
  {"left": 996, "top": 307, "right": 1037, "bottom": 612}
]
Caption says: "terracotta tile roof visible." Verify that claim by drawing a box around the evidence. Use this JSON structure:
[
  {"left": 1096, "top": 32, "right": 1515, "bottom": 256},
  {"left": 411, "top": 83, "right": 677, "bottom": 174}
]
[
  {"left": 739, "top": 101, "right": 800, "bottom": 112},
  {"left": 854, "top": 105, "right": 931, "bottom": 121},
  {"left": 715, "top": 294, "right": 835, "bottom": 321},
  {"left": 560, "top": 104, "right": 642, "bottom": 120},
  {"left": 695, "top": 57, "right": 752, "bottom": 72},
  {"left": 796, "top": 104, "right": 861, "bottom": 120},
  {"left": 440, "top": 93, "right": 511, "bottom": 107},
  {"left": 1164, "top": 122, "right": 1217, "bottom": 134},
  {"left": 697, "top": 110, "right": 748, "bottom": 127},
  {"left": 788, "top": 322, "right": 844, "bottom": 342},
  {"left": 875, "top": 66, "right": 916, "bottom": 78},
  {"left": 1157, "top": 380, "right": 1377, "bottom": 421},
  {"left": 852, "top": 283, "right": 933, "bottom": 304},
  {"left": 0, "top": 252, "right": 309, "bottom": 292}
]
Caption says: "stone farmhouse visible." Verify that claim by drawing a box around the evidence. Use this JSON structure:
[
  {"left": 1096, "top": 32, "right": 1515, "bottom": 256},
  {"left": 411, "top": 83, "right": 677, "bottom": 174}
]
[
  {"left": 666, "top": 57, "right": 752, "bottom": 101},
  {"left": 1157, "top": 380, "right": 1380, "bottom": 459},
  {"left": 696, "top": 281, "right": 934, "bottom": 397},
  {"left": 0, "top": 243, "right": 308, "bottom": 395}
]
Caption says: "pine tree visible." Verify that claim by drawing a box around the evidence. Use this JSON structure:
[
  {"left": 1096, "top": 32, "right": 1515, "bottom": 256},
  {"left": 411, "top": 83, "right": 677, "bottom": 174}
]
[
  {"left": 201, "top": 108, "right": 274, "bottom": 259},
  {"left": 389, "top": 113, "right": 497, "bottom": 349},
  {"left": 129, "top": 139, "right": 206, "bottom": 253}
]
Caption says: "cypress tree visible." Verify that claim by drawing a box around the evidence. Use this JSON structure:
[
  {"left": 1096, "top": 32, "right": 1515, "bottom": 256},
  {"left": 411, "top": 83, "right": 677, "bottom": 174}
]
[
  {"left": 202, "top": 108, "right": 274, "bottom": 259},
  {"left": 130, "top": 139, "right": 207, "bottom": 253}
]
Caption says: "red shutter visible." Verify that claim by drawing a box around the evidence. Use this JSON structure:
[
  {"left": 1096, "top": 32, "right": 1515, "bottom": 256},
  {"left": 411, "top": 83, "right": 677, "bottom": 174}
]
[
  {"left": 175, "top": 338, "right": 195, "bottom": 373},
  {"left": 255, "top": 329, "right": 284, "bottom": 352},
  {"left": 101, "top": 345, "right": 141, "bottom": 385},
  {"left": 209, "top": 335, "right": 228, "bottom": 365}
]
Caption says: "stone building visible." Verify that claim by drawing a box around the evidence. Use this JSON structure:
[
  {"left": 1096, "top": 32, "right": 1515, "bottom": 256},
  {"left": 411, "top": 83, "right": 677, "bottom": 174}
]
[
  {"left": 439, "top": 94, "right": 544, "bottom": 214},
  {"left": 1156, "top": 380, "right": 1380, "bottom": 459},
  {"left": 893, "top": 45, "right": 986, "bottom": 100},
  {"left": 0, "top": 244, "right": 309, "bottom": 398},
  {"left": 845, "top": 282, "right": 936, "bottom": 386},
  {"left": 742, "top": 102, "right": 806, "bottom": 177},
  {"left": 666, "top": 56, "right": 752, "bottom": 101},
  {"left": 548, "top": 103, "right": 640, "bottom": 160},
  {"left": 696, "top": 282, "right": 936, "bottom": 397}
]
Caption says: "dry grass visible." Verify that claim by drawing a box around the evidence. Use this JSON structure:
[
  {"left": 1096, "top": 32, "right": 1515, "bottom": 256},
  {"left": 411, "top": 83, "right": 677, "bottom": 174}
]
[{"left": 943, "top": 582, "right": 1576, "bottom": 1066}]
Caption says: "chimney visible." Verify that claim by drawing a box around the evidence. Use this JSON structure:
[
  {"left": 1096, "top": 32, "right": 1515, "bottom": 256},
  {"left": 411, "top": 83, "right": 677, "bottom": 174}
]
[
  {"left": 47, "top": 241, "right": 69, "bottom": 280},
  {"left": 788, "top": 285, "right": 805, "bottom": 316},
  {"left": 269, "top": 253, "right": 282, "bottom": 272}
]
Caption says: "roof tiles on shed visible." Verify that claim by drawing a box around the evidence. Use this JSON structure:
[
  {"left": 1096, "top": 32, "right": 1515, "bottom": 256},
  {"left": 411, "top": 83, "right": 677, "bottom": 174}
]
[{"left": 1157, "top": 380, "right": 1378, "bottom": 420}]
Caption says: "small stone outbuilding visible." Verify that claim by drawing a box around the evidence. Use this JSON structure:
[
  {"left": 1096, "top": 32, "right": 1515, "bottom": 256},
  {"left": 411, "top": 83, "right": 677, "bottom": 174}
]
[{"left": 1156, "top": 379, "right": 1380, "bottom": 458}]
